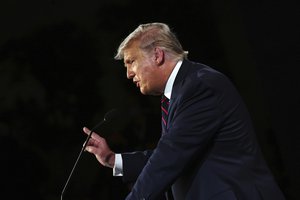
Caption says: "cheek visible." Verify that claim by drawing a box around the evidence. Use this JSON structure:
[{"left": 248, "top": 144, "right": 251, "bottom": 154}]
[
  {"left": 145, "top": 71, "right": 161, "bottom": 91},
  {"left": 136, "top": 59, "right": 157, "bottom": 84},
  {"left": 143, "top": 68, "right": 157, "bottom": 84},
  {"left": 137, "top": 65, "right": 151, "bottom": 80}
]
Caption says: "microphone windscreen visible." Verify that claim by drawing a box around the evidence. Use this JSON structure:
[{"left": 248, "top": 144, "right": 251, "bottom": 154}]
[{"left": 104, "top": 108, "right": 119, "bottom": 122}]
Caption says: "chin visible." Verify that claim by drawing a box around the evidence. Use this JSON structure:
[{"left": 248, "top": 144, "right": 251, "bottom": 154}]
[
  {"left": 140, "top": 89, "right": 148, "bottom": 95},
  {"left": 140, "top": 88, "right": 160, "bottom": 96},
  {"left": 139, "top": 87, "right": 150, "bottom": 95}
]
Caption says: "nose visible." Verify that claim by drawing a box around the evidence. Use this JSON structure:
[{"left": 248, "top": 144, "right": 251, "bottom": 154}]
[{"left": 127, "top": 67, "right": 135, "bottom": 79}]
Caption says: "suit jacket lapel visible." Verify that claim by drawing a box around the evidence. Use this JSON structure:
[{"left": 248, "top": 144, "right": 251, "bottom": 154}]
[{"left": 166, "top": 60, "right": 191, "bottom": 130}]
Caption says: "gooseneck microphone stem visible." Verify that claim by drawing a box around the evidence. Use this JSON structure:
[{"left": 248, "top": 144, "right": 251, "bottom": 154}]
[
  {"left": 60, "top": 119, "right": 106, "bottom": 200},
  {"left": 60, "top": 109, "right": 118, "bottom": 200}
]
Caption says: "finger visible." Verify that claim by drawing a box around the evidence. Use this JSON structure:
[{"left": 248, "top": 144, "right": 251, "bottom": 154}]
[
  {"left": 83, "top": 127, "right": 91, "bottom": 134},
  {"left": 83, "top": 127, "right": 102, "bottom": 141},
  {"left": 83, "top": 137, "right": 96, "bottom": 148},
  {"left": 85, "top": 146, "right": 98, "bottom": 155}
]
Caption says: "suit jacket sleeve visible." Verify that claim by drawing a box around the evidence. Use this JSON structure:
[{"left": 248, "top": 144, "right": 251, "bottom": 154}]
[
  {"left": 122, "top": 150, "right": 153, "bottom": 183},
  {"left": 125, "top": 68, "right": 225, "bottom": 199}
]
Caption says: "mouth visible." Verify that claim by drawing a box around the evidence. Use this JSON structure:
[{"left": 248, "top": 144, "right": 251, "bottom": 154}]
[{"left": 134, "top": 81, "right": 140, "bottom": 88}]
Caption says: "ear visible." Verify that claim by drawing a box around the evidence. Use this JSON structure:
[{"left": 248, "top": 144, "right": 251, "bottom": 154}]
[{"left": 154, "top": 47, "right": 164, "bottom": 65}]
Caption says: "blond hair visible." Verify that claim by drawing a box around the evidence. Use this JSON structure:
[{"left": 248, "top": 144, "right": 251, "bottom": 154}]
[{"left": 114, "top": 22, "right": 188, "bottom": 61}]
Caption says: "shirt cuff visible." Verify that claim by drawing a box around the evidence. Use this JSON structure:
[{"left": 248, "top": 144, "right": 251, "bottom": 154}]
[{"left": 113, "top": 153, "right": 123, "bottom": 176}]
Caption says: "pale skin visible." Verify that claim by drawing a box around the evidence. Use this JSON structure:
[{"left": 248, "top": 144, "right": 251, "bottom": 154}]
[{"left": 83, "top": 40, "right": 177, "bottom": 168}]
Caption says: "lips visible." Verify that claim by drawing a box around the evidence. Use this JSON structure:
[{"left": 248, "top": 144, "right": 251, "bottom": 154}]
[{"left": 133, "top": 81, "right": 139, "bottom": 88}]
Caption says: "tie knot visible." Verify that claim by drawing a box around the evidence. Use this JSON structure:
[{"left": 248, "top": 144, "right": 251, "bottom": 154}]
[
  {"left": 161, "top": 95, "right": 169, "bottom": 103},
  {"left": 161, "top": 96, "right": 169, "bottom": 109}
]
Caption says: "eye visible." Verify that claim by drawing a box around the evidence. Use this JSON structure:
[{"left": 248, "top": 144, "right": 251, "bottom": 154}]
[
  {"left": 125, "top": 59, "right": 134, "bottom": 67},
  {"left": 129, "top": 59, "right": 134, "bottom": 64}
]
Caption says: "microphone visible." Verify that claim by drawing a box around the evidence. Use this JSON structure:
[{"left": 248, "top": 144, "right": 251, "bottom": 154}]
[{"left": 60, "top": 109, "right": 118, "bottom": 200}]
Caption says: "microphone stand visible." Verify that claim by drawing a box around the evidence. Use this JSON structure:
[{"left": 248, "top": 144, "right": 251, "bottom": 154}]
[{"left": 60, "top": 111, "right": 113, "bottom": 200}]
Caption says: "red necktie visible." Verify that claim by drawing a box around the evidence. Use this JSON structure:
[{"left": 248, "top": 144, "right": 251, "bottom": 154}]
[{"left": 161, "top": 95, "right": 169, "bottom": 128}]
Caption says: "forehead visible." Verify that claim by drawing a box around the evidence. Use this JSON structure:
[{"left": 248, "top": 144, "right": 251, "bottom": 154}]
[
  {"left": 123, "top": 47, "right": 135, "bottom": 59},
  {"left": 123, "top": 42, "right": 142, "bottom": 60}
]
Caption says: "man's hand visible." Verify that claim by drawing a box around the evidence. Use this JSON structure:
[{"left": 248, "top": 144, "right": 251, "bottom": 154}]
[{"left": 83, "top": 127, "right": 115, "bottom": 168}]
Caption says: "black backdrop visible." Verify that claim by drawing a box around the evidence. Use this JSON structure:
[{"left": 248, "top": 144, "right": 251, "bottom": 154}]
[{"left": 0, "top": 0, "right": 299, "bottom": 199}]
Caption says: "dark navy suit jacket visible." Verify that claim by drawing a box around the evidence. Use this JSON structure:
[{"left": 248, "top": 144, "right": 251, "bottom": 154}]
[{"left": 122, "top": 60, "right": 285, "bottom": 200}]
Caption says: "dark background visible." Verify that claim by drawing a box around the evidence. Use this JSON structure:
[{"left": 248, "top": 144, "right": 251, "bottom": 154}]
[{"left": 0, "top": 0, "right": 299, "bottom": 199}]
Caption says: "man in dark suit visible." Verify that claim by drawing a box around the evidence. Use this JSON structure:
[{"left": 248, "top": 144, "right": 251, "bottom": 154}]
[{"left": 83, "top": 22, "right": 286, "bottom": 199}]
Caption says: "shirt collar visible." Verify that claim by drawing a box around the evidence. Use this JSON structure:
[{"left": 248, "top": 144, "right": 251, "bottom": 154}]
[{"left": 164, "top": 60, "right": 183, "bottom": 99}]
